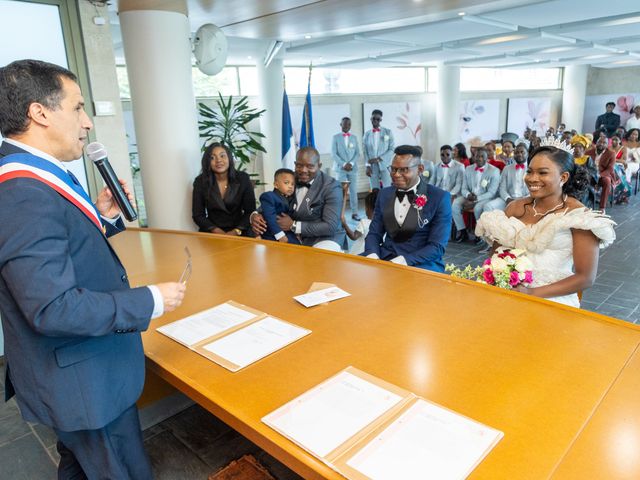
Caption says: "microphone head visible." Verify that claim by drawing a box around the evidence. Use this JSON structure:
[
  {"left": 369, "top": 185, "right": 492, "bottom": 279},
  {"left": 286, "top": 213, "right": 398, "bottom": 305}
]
[{"left": 86, "top": 142, "right": 108, "bottom": 162}]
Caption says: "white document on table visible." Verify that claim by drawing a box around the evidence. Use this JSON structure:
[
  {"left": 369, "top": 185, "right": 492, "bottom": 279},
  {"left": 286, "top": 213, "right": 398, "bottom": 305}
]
[
  {"left": 346, "top": 399, "right": 503, "bottom": 480},
  {"left": 157, "top": 302, "right": 257, "bottom": 346},
  {"left": 263, "top": 371, "right": 403, "bottom": 458},
  {"left": 202, "top": 316, "right": 310, "bottom": 370},
  {"left": 293, "top": 286, "right": 351, "bottom": 308}
]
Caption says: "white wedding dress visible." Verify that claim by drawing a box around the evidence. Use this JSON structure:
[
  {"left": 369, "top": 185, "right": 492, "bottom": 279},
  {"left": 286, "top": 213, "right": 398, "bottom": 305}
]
[{"left": 476, "top": 208, "right": 616, "bottom": 308}]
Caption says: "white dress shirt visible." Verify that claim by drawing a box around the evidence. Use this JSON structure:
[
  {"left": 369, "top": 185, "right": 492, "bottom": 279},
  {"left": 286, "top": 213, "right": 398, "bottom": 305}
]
[
  {"left": 3, "top": 138, "right": 164, "bottom": 318},
  {"left": 342, "top": 133, "right": 352, "bottom": 166},
  {"left": 626, "top": 116, "right": 640, "bottom": 130},
  {"left": 293, "top": 178, "right": 315, "bottom": 234},
  {"left": 513, "top": 166, "right": 526, "bottom": 199}
]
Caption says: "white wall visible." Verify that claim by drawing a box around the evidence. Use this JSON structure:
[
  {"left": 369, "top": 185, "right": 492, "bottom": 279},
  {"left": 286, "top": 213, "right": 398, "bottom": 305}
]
[{"left": 587, "top": 66, "right": 640, "bottom": 95}]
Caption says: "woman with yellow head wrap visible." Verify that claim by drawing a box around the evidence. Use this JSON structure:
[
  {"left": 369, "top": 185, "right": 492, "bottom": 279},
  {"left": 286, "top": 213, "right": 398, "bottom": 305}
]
[{"left": 571, "top": 134, "right": 597, "bottom": 205}]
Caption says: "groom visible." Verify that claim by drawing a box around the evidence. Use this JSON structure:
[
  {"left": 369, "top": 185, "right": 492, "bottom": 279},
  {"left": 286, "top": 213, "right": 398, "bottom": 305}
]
[{"left": 363, "top": 145, "right": 452, "bottom": 272}]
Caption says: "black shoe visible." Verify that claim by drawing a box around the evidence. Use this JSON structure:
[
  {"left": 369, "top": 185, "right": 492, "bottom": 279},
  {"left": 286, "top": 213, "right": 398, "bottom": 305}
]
[
  {"left": 454, "top": 230, "right": 467, "bottom": 243},
  {"left": 352, "top": 213, "right": 362, "bottom": 221},
  {"left": 473, "top": 236, "right": 483, "bottom": 245}
]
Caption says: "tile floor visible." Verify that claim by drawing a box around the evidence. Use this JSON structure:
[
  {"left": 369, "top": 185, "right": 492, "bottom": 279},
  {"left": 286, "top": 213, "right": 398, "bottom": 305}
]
[{"left": 1, "top": 194, "right": 639, "bottom": 479}]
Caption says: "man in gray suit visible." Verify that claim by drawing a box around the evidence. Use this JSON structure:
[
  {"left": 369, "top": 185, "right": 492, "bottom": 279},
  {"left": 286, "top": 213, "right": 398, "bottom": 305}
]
[
  {"left": 252, "top": 147, "right": 345, "bottom": 249},
  {"left": 363, "top": 109, "right": 394, "bottom": 190},
  {"left": 452, "top": 148, "right": 500, "bottom": 243},
  {"left": 0, "top": 59, "right": 185, "bottom": 479},
  {"left": 432, "top": 144, "right": 464, "bottom": 200},
  {"left": 484, "top": 142, "right": 529, "bottom": 212},
  {"left": 332, "top": 117, "right": 361, "bottom": 220}
]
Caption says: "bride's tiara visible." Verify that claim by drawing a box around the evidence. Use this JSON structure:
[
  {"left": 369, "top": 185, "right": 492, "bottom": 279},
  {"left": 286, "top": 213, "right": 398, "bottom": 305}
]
[{"left": 539, "top": 136, "right": 574, "bottom": 155}]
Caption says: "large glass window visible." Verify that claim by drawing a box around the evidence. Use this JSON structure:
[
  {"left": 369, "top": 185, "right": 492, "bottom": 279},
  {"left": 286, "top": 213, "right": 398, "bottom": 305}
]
[
  {"left": 459, "top": 68, "right": 561, "bottom": 91},
  {"left": 238, "top": 66, "right": 259, "bottom": 96}
]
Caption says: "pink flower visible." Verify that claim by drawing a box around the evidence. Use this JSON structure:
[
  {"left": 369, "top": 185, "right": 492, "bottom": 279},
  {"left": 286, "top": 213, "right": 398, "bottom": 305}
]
[
  {"left": 509, "top": 270, "right": 520, "bottom": 287},
  {"left": 524, "top": 270, "right": 533, "bottom": 284},
  {"left": 483, "top": 258, "right": 491, "bottom": 266},
  {"left": 414, "top": 194, "right": 427, "bottom": 208},
  {"left": 483, "top": 268, "right": 495, "bottom": 284}
]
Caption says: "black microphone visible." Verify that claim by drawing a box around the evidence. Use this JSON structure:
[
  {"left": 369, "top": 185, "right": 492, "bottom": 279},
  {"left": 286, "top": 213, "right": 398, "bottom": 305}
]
[{"left": 86, "top": 142, "right": 138, "bottom": 222}]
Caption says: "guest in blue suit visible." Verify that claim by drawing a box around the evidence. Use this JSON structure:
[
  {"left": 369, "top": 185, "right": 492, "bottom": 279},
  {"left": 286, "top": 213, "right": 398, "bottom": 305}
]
[
  {"left": 363, "top": 145, "right": 452, "bottom": 272},
  {"left": 0, "top": 60, "right": 186, "bottom": 479},
  {"left": 258, "top": 168, "right": 300, "bottom": 244}
]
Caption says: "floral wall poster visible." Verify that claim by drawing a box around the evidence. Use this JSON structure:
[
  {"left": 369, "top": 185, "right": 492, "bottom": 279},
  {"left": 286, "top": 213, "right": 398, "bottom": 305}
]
[
  {"left": 362, "top": 102, "right": 422, "bottom": 146},
  {"left": 507, "top": 97, "right": 552, "bottom": 136},
  {"left": 458, "top": 99, "right": 500, "bottom": 143},
  {"left": 583, "top": 93, "right": 639, "bottom": 134}
]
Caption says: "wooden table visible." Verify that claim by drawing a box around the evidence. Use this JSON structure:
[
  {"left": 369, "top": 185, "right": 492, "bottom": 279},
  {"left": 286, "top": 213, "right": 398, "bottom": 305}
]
[{"left": 111, "top": 228, "right": 640, "bottom": 480}]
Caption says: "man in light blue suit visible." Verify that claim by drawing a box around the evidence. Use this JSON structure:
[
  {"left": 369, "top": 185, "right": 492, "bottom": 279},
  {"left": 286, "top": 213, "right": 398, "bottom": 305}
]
[
  {"left": 0, "top": 60, "right": 185, "bottom": 479},
  {"left": 452, "top": 148, "right": 500, "bottom": 243},
  {"left": 432, "top": 144, "right": 464, "bottom": 200},
  {"left": 332, "top": 117, "right": 361, "bottom": 220},
  {"left": 363, "top": 109, "right": 394, "bottom": 190},
  {"left": 484, "top": 142, "right": 529, "bottom": 212},
  {"left": 363, "top": 145, "right": 451, "bottom": 272}
]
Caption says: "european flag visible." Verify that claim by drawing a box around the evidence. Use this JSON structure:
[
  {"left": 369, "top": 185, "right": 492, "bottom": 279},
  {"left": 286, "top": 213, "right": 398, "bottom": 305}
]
[
  {"left": 299, "top": 68, "right": 315, "bottom": 148},
  {"left": 281, "top": 87, "right": 296, "bottom": 169}
]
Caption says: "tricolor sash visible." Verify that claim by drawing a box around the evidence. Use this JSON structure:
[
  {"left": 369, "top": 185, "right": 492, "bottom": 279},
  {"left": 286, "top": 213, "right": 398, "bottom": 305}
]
[{"left": 0, "top": 153, "right": 103, "bottom": 233}]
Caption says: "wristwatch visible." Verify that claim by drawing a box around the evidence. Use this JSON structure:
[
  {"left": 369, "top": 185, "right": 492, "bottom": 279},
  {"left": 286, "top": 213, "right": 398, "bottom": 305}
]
[
  {"left": 233, "top": 228, "right": 242, "bottom": 236},
  {"left": 291, "top": 221, "right": 297, "bottom": 232}
]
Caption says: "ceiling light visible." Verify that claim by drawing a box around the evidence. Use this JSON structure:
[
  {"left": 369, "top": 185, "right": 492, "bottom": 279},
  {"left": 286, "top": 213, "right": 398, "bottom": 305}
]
[
  {"left": 264, "top": 40, "right": 283, "bottom": 67},
  {"left": 304, "top": 35, "right": 312, "bottom": 39},
  {"left": 599, "top": 15, "right": 640, "bottom": 27},
  {"left": 247, "top": 55, "right": 252, "bottom": 59},
  {"left": 476, "top": 34, "right": 528, "bottom": 46},
  {"left": 458, "top": 11, "right": 465, "bottom": 16}
]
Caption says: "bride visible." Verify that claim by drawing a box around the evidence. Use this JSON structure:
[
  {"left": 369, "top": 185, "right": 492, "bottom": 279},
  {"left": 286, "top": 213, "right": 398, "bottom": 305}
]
[{"left": 476, "top": 139, "right": 616, "bottom": 308}]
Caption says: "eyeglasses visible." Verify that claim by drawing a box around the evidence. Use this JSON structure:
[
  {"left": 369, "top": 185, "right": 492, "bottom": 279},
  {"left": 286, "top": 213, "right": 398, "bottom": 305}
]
[
  {"left": 388, "top": 164, "right": 419, "bottom": 175},
  {"left": 178, "top": 246, "right": 192, "bottom": 285}
]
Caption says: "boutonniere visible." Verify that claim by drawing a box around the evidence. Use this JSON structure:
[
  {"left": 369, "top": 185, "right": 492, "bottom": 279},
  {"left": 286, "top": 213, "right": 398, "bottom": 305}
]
[
  {"left": 481, "top": 179, "right": 489, "bottom": 188},
  {"left": 424, "top": 170, "right": 430, "bottom": 179},
  {"left": 349, "top": 142, "right": 354, "bottom": 149},
  {"left": 413, "top": 194, "right": 429, "bottom": 228},
  {"left": 383, "top": 134, "right": 390, "bottom": 141}
]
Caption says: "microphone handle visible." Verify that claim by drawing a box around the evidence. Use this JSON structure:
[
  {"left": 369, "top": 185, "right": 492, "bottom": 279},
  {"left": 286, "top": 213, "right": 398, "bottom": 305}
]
[{"left": 94, "top": 158, "right": 138, "bottom": 222}]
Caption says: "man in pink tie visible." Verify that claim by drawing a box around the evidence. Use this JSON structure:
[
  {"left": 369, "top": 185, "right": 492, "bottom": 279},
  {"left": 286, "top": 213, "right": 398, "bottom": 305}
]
[
  {"left": 331, "top": 117, "right": 361, "bottom": 220},
  {"left": 433, "top": 144, "right": 464, "bottom": 202},
  {"left": 451, "top": 148, "right": 500, "bottom": 243},
  {"left": 363, "top": 109, "right": 394, "bottom": 191}
]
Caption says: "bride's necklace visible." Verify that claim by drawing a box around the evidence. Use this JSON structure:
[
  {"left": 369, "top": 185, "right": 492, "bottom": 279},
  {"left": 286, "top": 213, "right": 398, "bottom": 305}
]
[{"left": 532, "top": 194, "right": 567, "bottom": 217}]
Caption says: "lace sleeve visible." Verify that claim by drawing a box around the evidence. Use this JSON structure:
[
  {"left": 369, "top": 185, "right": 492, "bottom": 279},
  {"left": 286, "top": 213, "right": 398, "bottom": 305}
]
[
  {"left": 560, "top": 208, "right": 616, "bottom": 249},
  {"left": 475, "top": 210, "right": 518, "bottom": 247}
]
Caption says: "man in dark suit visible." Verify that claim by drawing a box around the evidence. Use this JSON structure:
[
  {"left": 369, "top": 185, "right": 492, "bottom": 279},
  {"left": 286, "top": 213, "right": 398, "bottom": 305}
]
[
  {"left": 595, "top": 102, "right": 621, "bottom": 138},
  {"left": 586, "top": 135, "right": 616, "bottom": 212},
  {"left": 0, "top": 59, "right": 186, "bottom": 479},
  {"left": 252, "top": 147, "right": 345, "bottom": 249},
  {"left": 363, "top": 145, "right": 452, "bottom": 272}
]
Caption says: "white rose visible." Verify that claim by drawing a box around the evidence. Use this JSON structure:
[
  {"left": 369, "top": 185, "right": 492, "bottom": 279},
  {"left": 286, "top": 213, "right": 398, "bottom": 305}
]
[
  {"left": 481, "top": 179, "right": 489, "bottom": 188},
  {"left": 349, "top": 142, "right": 354, "bottom": 148},
  {"left": 504, "top": 255, "right": 516, "bottom": 265},
  {"left": 424, "top": 170, "right": 430, "bottom": 178},
  {"left": 384, "top": 134, "right": 389, "bottom": 141},
  {"left": 491, "top": 257, "right": 508, "bottom": 272},
  {"left": 515, "top": 256, "right": 533, "bottom": 272}
]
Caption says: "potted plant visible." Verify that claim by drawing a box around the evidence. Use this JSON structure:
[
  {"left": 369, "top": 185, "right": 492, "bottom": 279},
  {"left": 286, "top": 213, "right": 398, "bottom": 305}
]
[{"left": 198, "top": 94, "right": 266, "bottom": 185}]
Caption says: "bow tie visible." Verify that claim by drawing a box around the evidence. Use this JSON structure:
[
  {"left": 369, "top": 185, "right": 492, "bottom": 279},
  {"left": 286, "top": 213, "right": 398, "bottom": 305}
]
[
  {"left": 395, "top": 190, "right": 416, "bottom": 203},
  {"left": 372, "top": 128, "right": 380, "bottom": 133},
  {"left": 515, "top": 164, "right": 525, "bottom": 170},
  {"left": 296, "top": 181, "right": 311, "bottom": 189},
  {"left": 440, "top": 163, "right": 450, "bottom": 168},
  {"left": 475, "top": 167, "right": 484, "bottom": 172},
  {"left": 342, "top": 132, "right": 351, "bottom": 137}
]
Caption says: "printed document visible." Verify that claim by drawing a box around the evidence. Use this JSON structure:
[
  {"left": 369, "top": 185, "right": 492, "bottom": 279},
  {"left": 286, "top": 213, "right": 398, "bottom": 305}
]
[{"left": 294, "top": 286, "right": 350, "bottom": 308}]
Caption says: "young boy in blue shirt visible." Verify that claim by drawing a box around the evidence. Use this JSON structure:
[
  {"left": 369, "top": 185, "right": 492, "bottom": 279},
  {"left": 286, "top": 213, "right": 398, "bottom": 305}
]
[{"left": 258, "top": 168, "right": 300, "bottom": 244}]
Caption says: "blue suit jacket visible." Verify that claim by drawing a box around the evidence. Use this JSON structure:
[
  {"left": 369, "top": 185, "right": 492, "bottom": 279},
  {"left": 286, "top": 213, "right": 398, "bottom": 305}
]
[
  {"left": 363, "top": 180, "right": 451, "bottom": 272},
  {"left": 258, "top": 190, "right": 299, "bottom": 243},
  {"left": 0, "top": 142, "right": 154, "bottom": 432}
]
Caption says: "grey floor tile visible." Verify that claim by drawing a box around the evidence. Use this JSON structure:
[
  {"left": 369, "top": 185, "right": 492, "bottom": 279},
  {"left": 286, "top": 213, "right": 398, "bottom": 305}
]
[
  {"left": 0, "top": 396, "right": 20, "bottom": 421},
  {"left": 0, "top": 433, "right": 57, "bottom": 479},
  {"left": 0, "top": 407, "right": 31, "bottom": 445},
  {"left": 47, "top": 444, "right": 60, "bottom": 465},
  {"left": 31, "top": 422, "right": 57, "bottom": 449},
  {"left": 145, "top": 430, "right": 212, "bottom": 480}
]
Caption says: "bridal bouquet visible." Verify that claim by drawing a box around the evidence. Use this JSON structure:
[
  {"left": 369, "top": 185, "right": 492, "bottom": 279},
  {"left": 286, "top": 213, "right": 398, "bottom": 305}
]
[{"left": 446, "top": 248, "right": 534, "bottom": 290}]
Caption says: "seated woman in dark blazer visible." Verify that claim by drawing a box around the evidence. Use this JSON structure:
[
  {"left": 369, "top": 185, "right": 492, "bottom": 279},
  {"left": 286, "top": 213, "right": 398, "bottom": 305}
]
[{"left": 192, "top": 142, "right": 256, "bottom": 235}]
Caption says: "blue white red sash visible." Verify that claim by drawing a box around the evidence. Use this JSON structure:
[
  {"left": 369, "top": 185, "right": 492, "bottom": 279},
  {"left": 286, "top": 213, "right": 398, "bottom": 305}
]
[{"left": 0, "top": 153, "right": 104, "bottom": 233}]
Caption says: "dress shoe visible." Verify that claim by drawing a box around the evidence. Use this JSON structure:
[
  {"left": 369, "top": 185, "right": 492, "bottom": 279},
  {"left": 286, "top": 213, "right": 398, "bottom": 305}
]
[
  {"left": 352, "top": 213, "right": 362, "bottom": 221},
  {"left": 454, "top": 230, "right": 467, "bottom": 243},
  {"left": 473, "top": 235, "right": 484, "bottom": 245},
  {"left": 478, "top": 244, "right": 492, "bottom": 254}
]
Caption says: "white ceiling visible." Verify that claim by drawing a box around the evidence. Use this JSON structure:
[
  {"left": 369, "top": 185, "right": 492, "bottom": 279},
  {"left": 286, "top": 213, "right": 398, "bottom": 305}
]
[{"left": 109, "top": 0, "right": 640, "bottom": 69}]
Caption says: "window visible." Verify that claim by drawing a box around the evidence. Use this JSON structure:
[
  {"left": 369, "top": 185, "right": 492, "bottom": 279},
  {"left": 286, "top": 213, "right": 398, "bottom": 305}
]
[
  {"left": 459, "top": 68, "right": 561, "bottom": 91},
  {"left": 283, "top": 67, "right": 426, "bottom": 94},
  {"left": 238, "top": 66, "right": 259, "bottom": 96}
]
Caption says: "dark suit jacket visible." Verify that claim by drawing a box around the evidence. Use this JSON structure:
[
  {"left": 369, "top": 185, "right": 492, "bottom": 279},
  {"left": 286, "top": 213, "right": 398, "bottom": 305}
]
[
  {"left": 192, "top": 170, "right": 256, "bottom": 234},
  {"left": 258, "top": 190, "right": 299, "bottom": 243},
  {"left": 586, "top": 147, "right": 615, "bottom": 179},
  {"left": 595, "top": 112, "right": 620, "bottom": 137},
  {"left": 0, "top": 141, "right": 154, "bottom": 431},
  {"left": 363, "top": 180, "right": 452, "bottom": 272},
  {"left": 291, "top": 171, "right": 345, "bottom": 247}
]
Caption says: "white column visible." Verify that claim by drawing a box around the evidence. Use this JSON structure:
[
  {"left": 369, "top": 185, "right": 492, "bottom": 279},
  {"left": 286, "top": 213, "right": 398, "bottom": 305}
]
[
  {"left": 256, "top": 59, "right": 284, "bottom": 190},
  {"left": 119, "top": 1, "right": 200, "bottom": 230},
  {"left": 436, "top": 63, "right": 461, "bottom": 149},
  {"left": 561, "top": 65, "right": 589, "bottom": 133}
]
